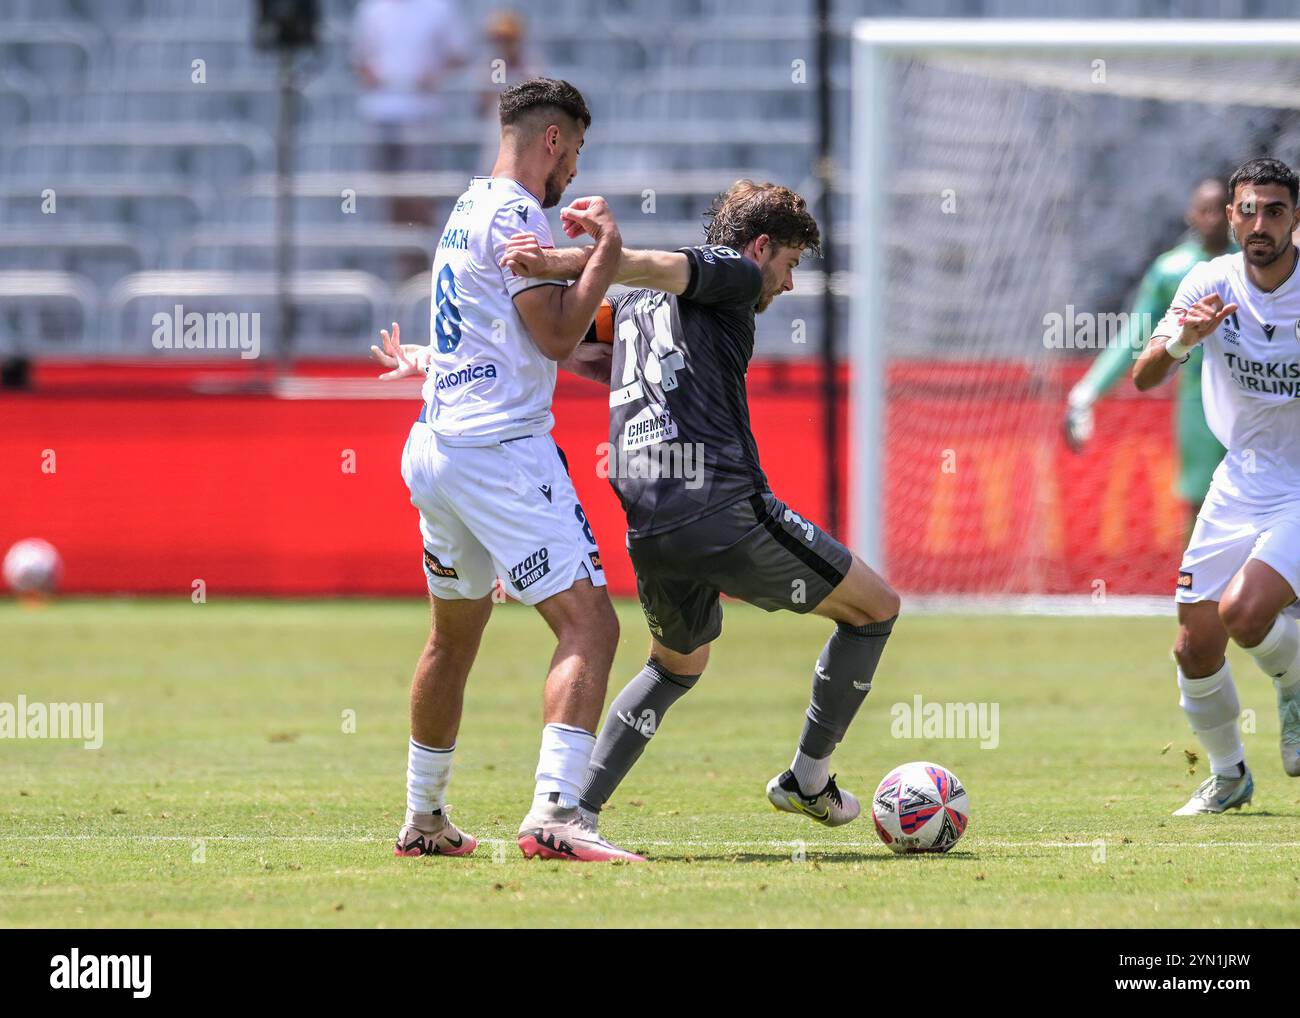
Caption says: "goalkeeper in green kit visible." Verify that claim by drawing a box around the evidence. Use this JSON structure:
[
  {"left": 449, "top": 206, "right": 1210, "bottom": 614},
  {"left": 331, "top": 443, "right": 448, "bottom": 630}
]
[{"left": 1062, "top": 177, "right": 1231, "bottom": 529}]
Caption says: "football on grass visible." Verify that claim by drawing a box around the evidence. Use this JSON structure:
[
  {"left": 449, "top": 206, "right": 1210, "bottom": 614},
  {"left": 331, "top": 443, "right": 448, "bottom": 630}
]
[{"left": 871, "top": 761, "right": 969, "bottom": 854}]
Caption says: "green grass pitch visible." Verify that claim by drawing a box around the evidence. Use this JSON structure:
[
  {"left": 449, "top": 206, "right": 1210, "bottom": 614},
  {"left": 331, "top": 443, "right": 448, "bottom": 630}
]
[{"left": 3, "top": 598, "right": 1299, "bottom": 928}]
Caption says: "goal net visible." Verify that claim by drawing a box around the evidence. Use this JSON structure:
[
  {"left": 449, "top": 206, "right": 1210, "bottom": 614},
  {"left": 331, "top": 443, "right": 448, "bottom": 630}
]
[{"left": 849, "top": 19, "right": 1300, "bottom": 608}]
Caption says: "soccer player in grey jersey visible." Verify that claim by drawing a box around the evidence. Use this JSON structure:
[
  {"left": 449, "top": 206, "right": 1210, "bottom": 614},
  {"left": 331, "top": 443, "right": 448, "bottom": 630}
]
[{"left": 503, "top": 181, "right": 900, "bottom": 833}]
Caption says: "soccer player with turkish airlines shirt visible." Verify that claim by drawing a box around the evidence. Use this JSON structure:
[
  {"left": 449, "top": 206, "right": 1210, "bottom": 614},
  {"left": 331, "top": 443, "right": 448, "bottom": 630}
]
[{"left": 1134, "top": 157, "right": 1300, "bottom": 815}]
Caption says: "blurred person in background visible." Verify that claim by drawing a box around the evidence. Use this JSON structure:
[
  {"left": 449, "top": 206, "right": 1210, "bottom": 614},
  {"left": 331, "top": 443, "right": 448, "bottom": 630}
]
[
  {"left": 352, "top": 0, "right": 469, "bottom": 277},
  {"left": 1062, "top": 177, "right": 1232, "bottom": 535},
  {"left": 477, "top": 12, "right": 542, "bottom": 168},
  {"left": 477, "top": 12, "right": 540, "bottom": 117}
]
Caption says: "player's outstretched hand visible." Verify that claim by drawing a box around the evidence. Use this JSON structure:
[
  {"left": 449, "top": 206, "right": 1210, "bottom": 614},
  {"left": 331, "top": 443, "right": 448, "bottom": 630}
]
[
  {"left": 369, "top": 322, "right": 425, "bottom": 380},
  {"left": 501, "top": 232, "right": 548, "bottom": 278},
  {"left": 559, "top": 196, "right": 619, "bottom": 243},
  {"left": 1179, "top": 293, "right": 1239, "bottom": 346}
]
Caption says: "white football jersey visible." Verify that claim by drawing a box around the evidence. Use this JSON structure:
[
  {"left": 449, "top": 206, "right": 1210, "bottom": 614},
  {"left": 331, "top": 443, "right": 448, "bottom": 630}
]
[
  {"left": 1165, "top": 251, "right": 1300, "bottom": 509},
  {"left": 421, "top": 176, "right": 565, "bottom": 444}
]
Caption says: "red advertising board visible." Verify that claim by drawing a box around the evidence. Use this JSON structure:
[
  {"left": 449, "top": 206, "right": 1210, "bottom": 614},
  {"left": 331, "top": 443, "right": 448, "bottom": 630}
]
[{"left": 2, "top": 360, "right": 1185, "bottom": 598}]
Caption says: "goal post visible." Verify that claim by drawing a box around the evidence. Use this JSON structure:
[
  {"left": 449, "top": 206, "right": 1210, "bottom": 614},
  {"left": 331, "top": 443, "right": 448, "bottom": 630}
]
[{"left": 849, "top": 18, "right": 1300, "bottom": 604}]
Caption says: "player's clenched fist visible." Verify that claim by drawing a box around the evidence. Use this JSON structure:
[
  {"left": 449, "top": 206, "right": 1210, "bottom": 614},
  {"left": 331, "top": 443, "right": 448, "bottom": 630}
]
[
  {"left": 559, "top": 195, "right": 620, "bottom": 243},
  {"left": 1178, "top": 293, "right": 1239, "bottom": 347}
]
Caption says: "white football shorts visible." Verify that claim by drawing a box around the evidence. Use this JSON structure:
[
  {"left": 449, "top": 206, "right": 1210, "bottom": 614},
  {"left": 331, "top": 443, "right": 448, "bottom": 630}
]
[
  {"left": 401, "top": 422, "right": 606, "bottom": 605},
  {"left": 1176, "top": 485, "right": 1300, "bottom": 614}
]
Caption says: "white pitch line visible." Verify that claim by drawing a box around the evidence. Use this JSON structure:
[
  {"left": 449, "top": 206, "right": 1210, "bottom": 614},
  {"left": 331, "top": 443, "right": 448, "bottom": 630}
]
[{"left": 1, "top": 835, "right": 1299, "bottom": 850}]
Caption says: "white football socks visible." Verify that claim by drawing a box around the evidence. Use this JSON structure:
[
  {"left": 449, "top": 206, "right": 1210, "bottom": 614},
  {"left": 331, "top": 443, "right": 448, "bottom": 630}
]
[
  {"left": 534, "top": 722, "right": 596, "bottom": 811},
  {"left": 407, "top": 739, "right": 455, "bottom": 814},
  {"left": 791, "top": 749, "right": 830, "bottom": 797},
  {"left": 1178, "top": 662, "right": 1244, "bottom": 778},
  {"left": 1242, "top": 614, "right": 1300, "bottom": 694}
]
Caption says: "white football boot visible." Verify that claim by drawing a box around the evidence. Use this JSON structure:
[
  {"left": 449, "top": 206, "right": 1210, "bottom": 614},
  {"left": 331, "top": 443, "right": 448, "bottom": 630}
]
[
  {"left": 394, "top": 807, "right": 477, "bottom": 857},
  {"left": 517, "top": 801, "right": 645, "bottom": 862},
  {"left": 1173, "top": 768, "right": 1254, "bottom": 815},
  {"left": 1277, "top": 684, "right": 1300, "bottom": 776},
  {"left": 766, "top": 770, "right": 860, "bottom": 827}
]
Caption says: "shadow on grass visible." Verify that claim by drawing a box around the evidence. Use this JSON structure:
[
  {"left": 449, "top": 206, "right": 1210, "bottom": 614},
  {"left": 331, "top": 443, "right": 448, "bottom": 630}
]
[
  {"left": 644, "top": 849, "right": 983, "bottom": 864},
  {"left": 1165, "top": 809, "right": 1293, "bottom": 819}
]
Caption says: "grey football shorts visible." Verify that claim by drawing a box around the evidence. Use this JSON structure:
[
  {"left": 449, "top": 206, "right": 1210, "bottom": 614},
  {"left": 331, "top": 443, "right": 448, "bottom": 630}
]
[{"left": 627, "top": 491, "right": 854, "bottom": 654}]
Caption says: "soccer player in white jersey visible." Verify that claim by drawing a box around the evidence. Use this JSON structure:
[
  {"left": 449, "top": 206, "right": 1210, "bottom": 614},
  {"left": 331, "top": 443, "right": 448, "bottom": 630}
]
[
  {"left": 369, "top": 78, "right": 643, "bottom": 861},
  {"left": 1134, "top": 158, "right": 1300, "bottom": 815}
]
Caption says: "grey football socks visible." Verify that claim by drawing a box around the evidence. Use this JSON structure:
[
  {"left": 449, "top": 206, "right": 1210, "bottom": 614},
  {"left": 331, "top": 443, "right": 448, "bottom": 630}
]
[
  {"left": 795, "top": 616, "right": 896, "bottom": 783},
  {"left": 580, "top": 617, "right": 896, "bottom": 810},
  {"left": 579, "top": 659, "right": 700, "bottom": 813}
]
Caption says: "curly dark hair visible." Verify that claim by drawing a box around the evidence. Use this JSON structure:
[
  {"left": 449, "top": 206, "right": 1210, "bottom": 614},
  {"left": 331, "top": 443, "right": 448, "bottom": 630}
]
[
  {"left": 1228, "top": 157, "right": 1298, "bottom": 206},
  {"left": 498, "top": 77, "right": 591, "bottom": 130},
  {"left": 702, "top": 180, "right": 821, "bottom": 255}
]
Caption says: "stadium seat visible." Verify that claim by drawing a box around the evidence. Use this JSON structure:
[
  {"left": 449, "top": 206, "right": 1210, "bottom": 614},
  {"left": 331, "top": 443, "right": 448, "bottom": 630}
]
[
  {"left": 0, "top": 20, "right": 104, "bottom": 83},
  {"left": 173, "top": 223, "right": 434, "bottom": 276},
  {"left": 0, "top": 225, "right": 145, "bottom": 289},
  {"left": 0, "top": 177, "right": 216, "bottom": 235},
  {"left": 29, "top": 0, "right": 1300, "bottom": 357},
  {"left": 105, "top": 269, "right": 392, "bottom": 355},
  {"left": 0, "top": 270, "right": 97, "bottom": 353}
]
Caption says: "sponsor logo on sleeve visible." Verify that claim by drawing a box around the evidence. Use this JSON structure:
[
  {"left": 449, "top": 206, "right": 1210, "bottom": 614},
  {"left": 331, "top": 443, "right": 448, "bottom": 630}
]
[{"left": 696, "top": 245, "right": 740, "bottom": 264}]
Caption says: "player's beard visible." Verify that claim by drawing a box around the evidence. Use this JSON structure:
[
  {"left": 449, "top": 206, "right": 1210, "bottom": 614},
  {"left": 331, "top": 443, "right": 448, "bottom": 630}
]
[
  {"left": 754, "top": 268, "right": 781, "bottom": 313},
  {"left": 1244, "top": 233, "right": 1290, "bottom": 268},
  {"left": 541, "top": 166, "right": 566, "bottom": 209}
]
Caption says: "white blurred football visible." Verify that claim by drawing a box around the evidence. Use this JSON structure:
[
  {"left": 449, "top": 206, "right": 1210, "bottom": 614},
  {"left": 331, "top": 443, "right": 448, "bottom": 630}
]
[
  {"left": 871, "top": 761, "right": 969, "bottom": 854},
  {"left": 3, "top": 538, "right": 62, "bottom": 595}
]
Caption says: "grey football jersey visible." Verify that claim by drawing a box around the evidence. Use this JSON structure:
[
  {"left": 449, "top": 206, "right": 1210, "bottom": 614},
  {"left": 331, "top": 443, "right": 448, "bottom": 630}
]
[{"left": 605, "top": 245, "right": 766, "bottom": 537}]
